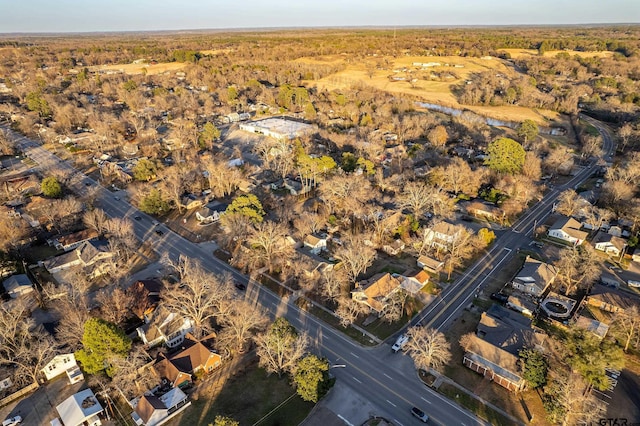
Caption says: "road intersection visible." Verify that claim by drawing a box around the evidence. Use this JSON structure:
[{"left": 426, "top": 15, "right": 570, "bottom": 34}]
[{"left": 4, "top": 116, "right": 613, "bottom": 426}]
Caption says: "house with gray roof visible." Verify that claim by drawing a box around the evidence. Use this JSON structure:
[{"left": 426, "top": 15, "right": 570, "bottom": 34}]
[{"left": 511, "top": 256, "right": 557, "bottom": 297}]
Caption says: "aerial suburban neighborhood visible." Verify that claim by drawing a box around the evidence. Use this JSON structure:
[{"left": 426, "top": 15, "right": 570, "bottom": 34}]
[{"left": 0, "top": 4, "right": 640, "bottom": 426}]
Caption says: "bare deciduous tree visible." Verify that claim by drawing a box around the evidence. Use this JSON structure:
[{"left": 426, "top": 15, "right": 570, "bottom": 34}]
[
  {"left": 613, "top": 305, "right": 640, "bottom": 352},
  {"left": 83, "top": 208, "right": 109, "bottom": 236},
  {"left": 334, "top": 234, "right": 377, "bottom": 284},
  {"left": 335, "top": 297, "right": 369, "bottom": 328},
  {"left": 244, "top": 221, "right": 294, "bottom": 274},
  {"left": 218, "top": 299, "right": 269, "bottom": 353},
  {"left": 162, "top": 255, "right": 234, "bottom": 337},
  {"left": 255, "top": 318, "right": 308, "bottom": 377},
  {"left": 95, "top": 287, "right": 132, "bottom": 325},
  {"left": 404, "top": 326, "right": 451, "bottom": 371},
  {"left": 543, "top": 372, "right": 606, "bottom": 426}
]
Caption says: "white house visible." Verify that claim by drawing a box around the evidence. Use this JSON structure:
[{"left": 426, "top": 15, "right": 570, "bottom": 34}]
[
  {"left": 131, "top": 387, "right": 190, "bottom": 426},
  {"left": 417, "top": 255, "right": 444, "bottom": 273},
  {"left": 195, "top": 207, "right": 222, "bottom": 224},
  {"left": 592, "top": 231, "right": 627, "bottom": 257},
  {"left": 2, "top": 274, "right": 33, "bottom": 298},
  {"left": 304, "top": 235, "right": 327, "bottom": 255},
  {"left": 56, "top": 388, "right": 103, "bottom": 426},
  {"left": 42, "top": 353, "right": 84, "bottom": 384},
  {"left": 548, "top": 216, "right": 588, "bottom": 245},
  {"left": 136, "top": 307, "right": 195, "bottom": 349}
]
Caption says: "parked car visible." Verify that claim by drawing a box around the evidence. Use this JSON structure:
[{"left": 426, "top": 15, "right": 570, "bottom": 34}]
[
  {"left": 234, "top": 282, "right": 247, "bottom": 291},
  {"left": 490, "top": 293, "right": 509, "bottom": 304},
  {"left": 410, "top": 407, "right": 429, "bottom": 423},
  {"left": 2, "top": 416, "right": 22, "bottom": 426},
  {"left": 155, "top": 229, "right": 164, "bottom": 236},
  {"left": 391, "top": 334, "right": 409, "bottom": 353},
  {"left": 134, "top": 215, "right": 142, "bottom": 221}
]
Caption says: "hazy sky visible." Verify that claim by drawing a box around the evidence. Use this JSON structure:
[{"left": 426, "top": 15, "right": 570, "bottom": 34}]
[{"left": 0, "top": 0, "right": 638, "bottom": 33}]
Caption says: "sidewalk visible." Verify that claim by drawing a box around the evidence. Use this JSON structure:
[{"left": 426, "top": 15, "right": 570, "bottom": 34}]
[{"left": 427, "top": 369, "right": 525, "bottom": 426}]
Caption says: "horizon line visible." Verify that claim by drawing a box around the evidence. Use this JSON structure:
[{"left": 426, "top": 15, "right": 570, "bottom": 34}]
[{"left": 1, "top": 22, "right": 639, "bottom": 37}]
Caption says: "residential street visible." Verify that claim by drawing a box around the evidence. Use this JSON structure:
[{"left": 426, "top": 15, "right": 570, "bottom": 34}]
[{"left": 3, "top": 116, "right": 613, "bottom": 426}]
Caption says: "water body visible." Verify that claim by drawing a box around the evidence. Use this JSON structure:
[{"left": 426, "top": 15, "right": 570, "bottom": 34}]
[{"left": 416, "top": 102, "right": 565, "bottom": 136}]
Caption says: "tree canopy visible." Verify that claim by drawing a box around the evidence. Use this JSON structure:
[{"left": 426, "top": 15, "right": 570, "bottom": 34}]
[
  {"left": 41, "top": 176, "right": 62, "bottom": 198},
  {"left": 519, "top": 348, "right": 548, "bottom": 388},
  {"left": 485, "top": 137, "right": 526, "bottom": 174},
  {"left": 255, "top": 317, "right": 308, "bottom": 377},
  {"left": 139, "top": 189, "right": 170, "bottom": 215},
  {"left": 226, "top": 194, "right": 265, "bottom": 223},
  {"left": 132, "top": 158, "right": 158, "bottom": 181},
  {"left": 293, "top": 354, "right": 331, "bottom": 403},
  {"left": 199, "top": 122, "right": 221, "bottom": 148},
  {"left": 517, "top": 119, "right": 539, "bottom": 145},
  {"left": 75, "top": 317, "right": 131, "bottom": 376},
  {"left": 564, "top": 330, "right": 624, "bottom": 391}
]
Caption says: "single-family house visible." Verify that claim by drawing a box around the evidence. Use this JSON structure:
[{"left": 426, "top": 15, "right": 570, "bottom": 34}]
[
  {"left": 56, "top": 388, "right": 104, "bottom": 426},
  {"left": 400, "top": 270, "right": 429, "bottom": 294},
  {"left": 128, "top": 279, "right": 163, "bottom": 321},
  {"left": 43, "top": 240, "right": 114, "bottom": 276},
  {"left": 464, "top": 201, "right": 505, "bottom": 223},
  {"left": 42, "top": 353, "right": 84, "bottom": 384},
  {"left": 351, "top": 273, "right": 402, "bottom": 315},
  {"left": 511, "top": 256, "right": 557, "bottom": 297},
  {"left": 592, "top": 231, "right": 626, "bottom": 257},
  {"left": 153, "top": 333, "right": 221, "bottom": 389},
  {"left": 416, "top": 255, "right": 444, "bottom": 274},
  {"left": 547, "top": 216, "right": 588, "bottom": 245},
  {"left": 463, "top": 305, "right": 544, "bottom": 392},
  {"left": 463, "top": 334, "right": 527, "bottom": 392},
  {"left": 2, "top": 274, "right": 33, "bottom": 298},
  {"left": 283, "top": 178, "right": 311, "bottom": 196},
  {"left": 608, "top": 225, "right": 623, "bottom": 237},
  {"left": 382, "top": 240, "right": 405, "bottom": 256},
  {"left": 195, "top": 207, "right": 222, "bottom": 224},
  {"left": 586, "top": 283, "right": 640, "bottom": 314},
  {"left": 476, "top": 305, "right": 545, "bottom": 355},
  {"left": 131, "top": 387, "right": 190, "bottom": 426},
  {"left": 137, "top": 307, "right": 195, "bottom": 349},
  {"left": 425, "top": 221, "right": 462, "bottom": 250},
  {"left": 304, "top": 235, "right": 327, "bottom": 255},
  {"left": 54, "top": 229, "right": 99, "bottom": 251}
]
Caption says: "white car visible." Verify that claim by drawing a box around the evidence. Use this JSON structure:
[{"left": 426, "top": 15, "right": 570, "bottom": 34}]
[
  {"left": 391, "top": 334, "right": 409, "bottom": 353},
  {"left": 2, "top": 416, "right": 22, "bottom": 426}
]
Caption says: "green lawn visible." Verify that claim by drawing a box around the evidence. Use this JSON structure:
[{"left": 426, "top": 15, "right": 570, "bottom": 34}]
[
  {"left": 174, "top": 365, "right": 313, "bottom": 426},
  {"left": 438, "top": 382, "right": 514, "bottom": 426}
]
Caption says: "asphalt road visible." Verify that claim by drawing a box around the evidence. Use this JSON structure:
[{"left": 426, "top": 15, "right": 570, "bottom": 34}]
[{"left": 3, "top": 116, "right": 613, "bottom": 426}]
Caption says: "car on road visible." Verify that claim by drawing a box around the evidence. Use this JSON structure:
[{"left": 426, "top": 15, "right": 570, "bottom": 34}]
[
  {"left": 152, "top": 220, "right": 159, "bottom": 226},
  {"left": 114, "top": 196, "right": 120, "bottom": 201},
  {"left": 2, "top": 416, "right": 22, "bottom": 426},
  {"left": 410, "top": 407, "right": 429, "bottom": 422},
  {"left": 490, "top": 292, "right": 509, "bottom": 304},
  {"left": 134, "top": 215, "right": 142, "bottom": 221},
  {"left": 155, "top": 229, "right": 164, "bottom": 236},
  {"left": 234, "top": 282, "right": 247, "bottom": 291}
]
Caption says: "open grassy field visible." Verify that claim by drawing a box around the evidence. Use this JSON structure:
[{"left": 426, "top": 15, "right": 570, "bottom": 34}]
[
  {"left": 87, "top": 61, "right": 185, "bottom": 75},
  {"left": 301, "top": 54, "right": 568, "bottom": 125},
  {"left": 499, "top": 48, "right": 614, "bottom": 59}
]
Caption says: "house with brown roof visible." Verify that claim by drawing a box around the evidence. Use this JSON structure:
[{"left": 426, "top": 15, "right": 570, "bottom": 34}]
[
  {"left": 153, "top": 333, "right": 221, "bottom": 388},
  {"left": 400, "top": 270, "right": 429, "bottom": 294},
  {"left": 586, "top": 283, "right": 640, "bottom": 313},
  {"left": 54, "top": 229, "right": 99, "bottom": 251},
  {"left": 463, "top": 201, "right": 505, "bottom": 223},
  {"left": 131, "top": 387, "right": 190, "bottom": 426},
  {"left": 351, "top": 273, "right": 402, "bottom": 315},
  {"left": 463, "top": 305, "right": 545, "bottom": 392},
  {"left": 511, "top": 256, "right": 557, "bottom": 297},
  {"left": 548, "top": 216, "right": 588, "bottom": 245},
  {"left": 463, "top": 334, "right": 527, "bottom": 392},
  {"left": 128, "top": 279, "right": 163, "bottom": 321},
  {"left": 416, "top": 255, "right": 444, "bottom": 274}
]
